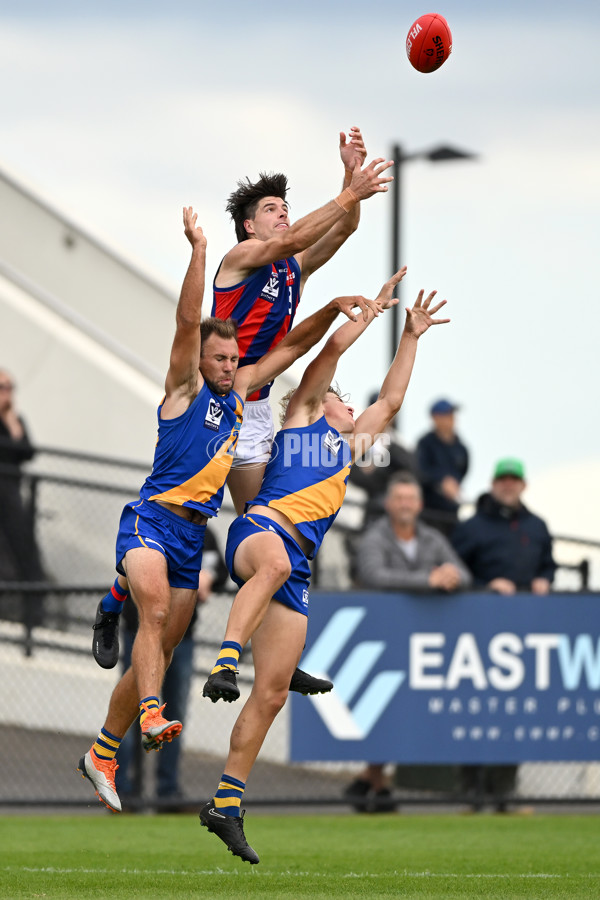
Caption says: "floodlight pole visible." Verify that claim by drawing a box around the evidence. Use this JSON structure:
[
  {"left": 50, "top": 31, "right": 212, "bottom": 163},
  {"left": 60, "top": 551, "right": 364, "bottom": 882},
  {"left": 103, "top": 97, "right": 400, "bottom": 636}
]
[
  {"left": 390, "top": 144, "right": 404, "bottom": 368},
  {"left": 389, "top": 142, "right": 479, "bottom": 366}
]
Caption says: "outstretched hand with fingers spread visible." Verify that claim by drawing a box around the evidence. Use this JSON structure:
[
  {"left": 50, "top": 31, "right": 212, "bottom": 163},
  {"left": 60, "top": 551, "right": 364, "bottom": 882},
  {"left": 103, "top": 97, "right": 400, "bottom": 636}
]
[
  {"left": 348, "top": 156, "right": 394, "bottom": 201},
  {"left": 405, "top": 289, "right": 450, "bottom": 338}
]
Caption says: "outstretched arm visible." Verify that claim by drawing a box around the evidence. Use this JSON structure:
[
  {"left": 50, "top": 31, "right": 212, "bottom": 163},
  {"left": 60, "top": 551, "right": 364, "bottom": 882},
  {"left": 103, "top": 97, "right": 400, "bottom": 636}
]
[
  {"left": 283, "top": 269, "right": 406, "bottom": 425},
  {"left": 234, "top": 293, "right": 382, "bottom": 400},
  {"left": 219, "top": 154, "right": 393, "bottom": 284},
  {"left": 297, "top": 127, "right": 367, "bottom": 288},
  {"left": 162, "top": 207, "right": 207, "bottom": 416},
  {"left": 352, "top": 289, "right": 450, "bottom": 460}
]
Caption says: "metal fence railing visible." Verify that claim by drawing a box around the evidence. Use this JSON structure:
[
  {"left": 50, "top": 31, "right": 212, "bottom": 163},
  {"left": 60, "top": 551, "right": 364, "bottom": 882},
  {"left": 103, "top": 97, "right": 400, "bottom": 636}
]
[{"left": 1, "top": 444, "right": 599, "bottom": 811}]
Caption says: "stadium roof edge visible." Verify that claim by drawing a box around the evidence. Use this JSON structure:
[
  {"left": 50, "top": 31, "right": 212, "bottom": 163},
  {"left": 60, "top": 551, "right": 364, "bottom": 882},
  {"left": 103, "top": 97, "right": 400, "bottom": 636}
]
[{"left": 0, "top": 162, "right": 177, "bottom": 304}]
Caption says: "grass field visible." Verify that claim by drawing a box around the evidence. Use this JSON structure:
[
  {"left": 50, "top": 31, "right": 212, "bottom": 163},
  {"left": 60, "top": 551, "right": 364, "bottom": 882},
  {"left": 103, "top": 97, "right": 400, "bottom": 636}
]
[{"left": 1, "top": 812, "right": 599, "bottom": 899}]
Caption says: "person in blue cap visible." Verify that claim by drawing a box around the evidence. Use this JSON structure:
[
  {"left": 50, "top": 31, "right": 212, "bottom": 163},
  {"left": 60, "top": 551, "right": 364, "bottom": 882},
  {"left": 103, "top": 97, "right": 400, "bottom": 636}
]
[{"left": 415, "top": 398, "right": 469, "bottom": 535}]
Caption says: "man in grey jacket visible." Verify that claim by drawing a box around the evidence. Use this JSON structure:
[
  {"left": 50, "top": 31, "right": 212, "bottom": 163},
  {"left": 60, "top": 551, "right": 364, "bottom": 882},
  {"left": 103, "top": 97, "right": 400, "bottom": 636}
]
[
  {"left": 345, "top": 472, "right": 471, "bottom": 810},
  {"left": 356, "top": 472, "right": 472, "bottom": 592}
]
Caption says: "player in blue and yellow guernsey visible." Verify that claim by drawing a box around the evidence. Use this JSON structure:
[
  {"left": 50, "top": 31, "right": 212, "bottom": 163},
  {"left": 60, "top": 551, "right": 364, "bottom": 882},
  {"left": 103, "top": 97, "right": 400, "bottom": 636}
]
[
  {"left": 200, "top": 270, "right": 451, "bottom": 863},
  {"left": 78, "top": 206, "right": 380, "bottom": 815},
  {"left": 212, "top": 129, "right": 395, "bottom": 515}
]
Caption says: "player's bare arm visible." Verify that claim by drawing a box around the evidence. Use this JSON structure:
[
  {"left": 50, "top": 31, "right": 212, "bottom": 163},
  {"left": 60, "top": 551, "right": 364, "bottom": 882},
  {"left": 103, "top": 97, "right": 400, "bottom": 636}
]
[
  {"left": 233, "top": 294, "right": 381, "bottom": 401},
  {"left": 162, "top": 207, "right": 207, "bottom": 419},
  {"left": 284, "top": 270, "right": 406, "bottom": 427},
  {"left": 219, "top": 156, "right": 393, "bottom": 285},
  {"left": 297, "top": 127, "right": 369, "bottom": 287},
  {"left": 352, "top": 289, "right": 450, "bottom": 460}
]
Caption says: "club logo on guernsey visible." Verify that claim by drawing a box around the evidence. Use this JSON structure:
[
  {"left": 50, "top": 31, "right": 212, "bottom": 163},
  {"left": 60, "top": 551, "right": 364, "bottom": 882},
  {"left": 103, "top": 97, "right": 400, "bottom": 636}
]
[
  {"left": 204, "top": 399, "right": 224, "bottom": 432},
  {"left": 323, "top": 430, "right": 342, "bottom": 456},
  {"left": 261, "top": 272, "right": 279, "bottom": 303}
]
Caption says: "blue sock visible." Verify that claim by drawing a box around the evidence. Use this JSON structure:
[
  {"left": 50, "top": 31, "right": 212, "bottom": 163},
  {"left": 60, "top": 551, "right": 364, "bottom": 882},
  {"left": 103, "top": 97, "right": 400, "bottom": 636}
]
[
  {"left": 213, "top": 773, "right": 245, "bottom": 817},
  {"left": 211, "top": 641, "right": 242, "bottom": 676},
  {"left": 101, "top": 577, "right": 128, "bottom": 614}
]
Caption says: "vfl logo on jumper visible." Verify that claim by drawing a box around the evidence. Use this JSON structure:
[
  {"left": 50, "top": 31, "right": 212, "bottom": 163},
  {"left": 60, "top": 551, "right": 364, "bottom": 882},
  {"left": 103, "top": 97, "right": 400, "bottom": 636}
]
[
  {"left": 204, "top": 399, "right": 223, "bottom": 432},
  {"left": 261, "top": 272, "right": 279, "bottom": 303},
  {"left": 323, "top": 430, "right": 342, "bottom": 456},
  {"left": 301, "top": 608, "right": 405, "bottom": 740}
]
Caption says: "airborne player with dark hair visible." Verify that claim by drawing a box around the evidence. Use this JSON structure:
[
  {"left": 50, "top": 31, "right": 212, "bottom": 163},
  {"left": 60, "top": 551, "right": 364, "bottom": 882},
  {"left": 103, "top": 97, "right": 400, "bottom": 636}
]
[{"left": 212, "top": 130, "right": 394, "bottom": 514}]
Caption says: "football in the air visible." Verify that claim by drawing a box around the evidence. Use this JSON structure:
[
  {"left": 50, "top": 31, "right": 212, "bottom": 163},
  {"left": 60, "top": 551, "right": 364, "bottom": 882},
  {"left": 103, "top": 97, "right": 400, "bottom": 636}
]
[{"left": 406, "top": 13, "right": 452, "bottom": 73}]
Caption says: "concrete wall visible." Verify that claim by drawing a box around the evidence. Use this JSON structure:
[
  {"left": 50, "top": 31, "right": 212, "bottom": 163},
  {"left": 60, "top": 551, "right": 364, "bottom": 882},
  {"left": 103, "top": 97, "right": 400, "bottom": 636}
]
[{"left": 0, "top": 168, "right": 175, "bottom": 462}]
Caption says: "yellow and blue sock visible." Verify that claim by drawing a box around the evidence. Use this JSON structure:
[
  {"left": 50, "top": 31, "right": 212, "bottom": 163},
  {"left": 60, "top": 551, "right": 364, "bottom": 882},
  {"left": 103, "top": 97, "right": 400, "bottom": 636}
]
[
  {"left": 92, "top": 727, "right": 121, "bottom": 761},
  {"left": 139, "top": 696, "right": 160, "bottom": 727},
  {"left": 213, "top": 773, "right": 245, "bottom": 817},
  {"left": 101, "top": 577, "right": 128, "bottom": 614},
  {"left": 210, "top": 640, "right": 242, "bottom": 676}
]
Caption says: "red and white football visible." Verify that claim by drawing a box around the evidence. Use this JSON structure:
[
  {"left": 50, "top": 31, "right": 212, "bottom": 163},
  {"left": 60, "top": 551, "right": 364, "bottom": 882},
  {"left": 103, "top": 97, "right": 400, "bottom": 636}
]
[{"left": 406, "top": 13, "right": 452, "bottom": 73}]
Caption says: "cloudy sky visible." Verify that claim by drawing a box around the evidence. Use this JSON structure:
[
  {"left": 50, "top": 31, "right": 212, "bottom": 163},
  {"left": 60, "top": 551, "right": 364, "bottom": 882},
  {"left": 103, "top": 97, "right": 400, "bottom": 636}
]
[{"left": 1, "top": 0, "right": 599, "bottom": 537}]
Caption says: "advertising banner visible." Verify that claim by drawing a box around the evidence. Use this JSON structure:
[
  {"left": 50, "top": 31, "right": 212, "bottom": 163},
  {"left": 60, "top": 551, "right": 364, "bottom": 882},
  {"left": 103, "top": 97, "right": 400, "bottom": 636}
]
[{"left": 290, "top": 591, "right": 600, "bottom": 763}]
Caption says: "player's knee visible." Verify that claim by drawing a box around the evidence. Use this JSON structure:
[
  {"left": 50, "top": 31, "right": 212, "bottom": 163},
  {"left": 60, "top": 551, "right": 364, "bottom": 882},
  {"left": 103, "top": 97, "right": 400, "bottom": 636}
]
[
  {"left": 259, "top": 554, "right": 291, "bottom": 588},
  {"left": 262, "top": 686, "right": 288, "bottom": 718},
  {"left": 141, "top": 605, "right": 169, "bottom": 632}
]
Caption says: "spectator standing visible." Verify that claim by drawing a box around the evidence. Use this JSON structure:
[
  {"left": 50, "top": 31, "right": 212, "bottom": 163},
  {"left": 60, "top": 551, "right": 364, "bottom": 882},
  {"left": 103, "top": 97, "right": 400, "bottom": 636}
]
[
  {"left": 345, "top": 472, "right": 471, "bottom": 809},
  {"left": 0, "top": 371, "right": 45, "bottom": 618},
  {"left": 416, "top": 398, "right": 469, "bottom": 536},
  {"left": 451, "top": 456, "right": 556, "bottom": 810}
]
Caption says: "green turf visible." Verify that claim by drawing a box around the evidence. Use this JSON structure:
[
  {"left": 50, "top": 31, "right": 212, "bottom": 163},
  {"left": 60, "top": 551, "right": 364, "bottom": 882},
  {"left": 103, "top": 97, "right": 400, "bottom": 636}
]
[{"left": 1, "top": 813, "right": 599, "bottom": 899}]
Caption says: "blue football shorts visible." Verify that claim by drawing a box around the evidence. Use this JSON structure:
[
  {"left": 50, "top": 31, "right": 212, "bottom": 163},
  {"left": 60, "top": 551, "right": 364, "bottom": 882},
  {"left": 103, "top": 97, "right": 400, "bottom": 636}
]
[
  {"left": 115, "top": 499, "right": 206, "bottom": 590},
  {"left": 225, "top": 512, "right": 311, "bottom": 616}
]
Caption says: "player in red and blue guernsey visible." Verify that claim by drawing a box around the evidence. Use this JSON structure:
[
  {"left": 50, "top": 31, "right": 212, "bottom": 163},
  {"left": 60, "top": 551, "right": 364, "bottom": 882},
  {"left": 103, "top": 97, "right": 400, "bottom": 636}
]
[
  {"left": 212, "top": 128, "right": 394, "bottom": 515},
  {"left": 200, "top": 271, "right": 450, "bottom": 863},
  {"left": 79, "top": 207, "right": 380, "bottom": 814}
]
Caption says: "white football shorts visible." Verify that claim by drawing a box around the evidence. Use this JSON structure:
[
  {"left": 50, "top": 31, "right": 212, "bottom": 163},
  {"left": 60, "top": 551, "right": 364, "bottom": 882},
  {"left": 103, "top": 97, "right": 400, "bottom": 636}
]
[{"left": 232, "top": 397, "right": 275, "bottom": 467}]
